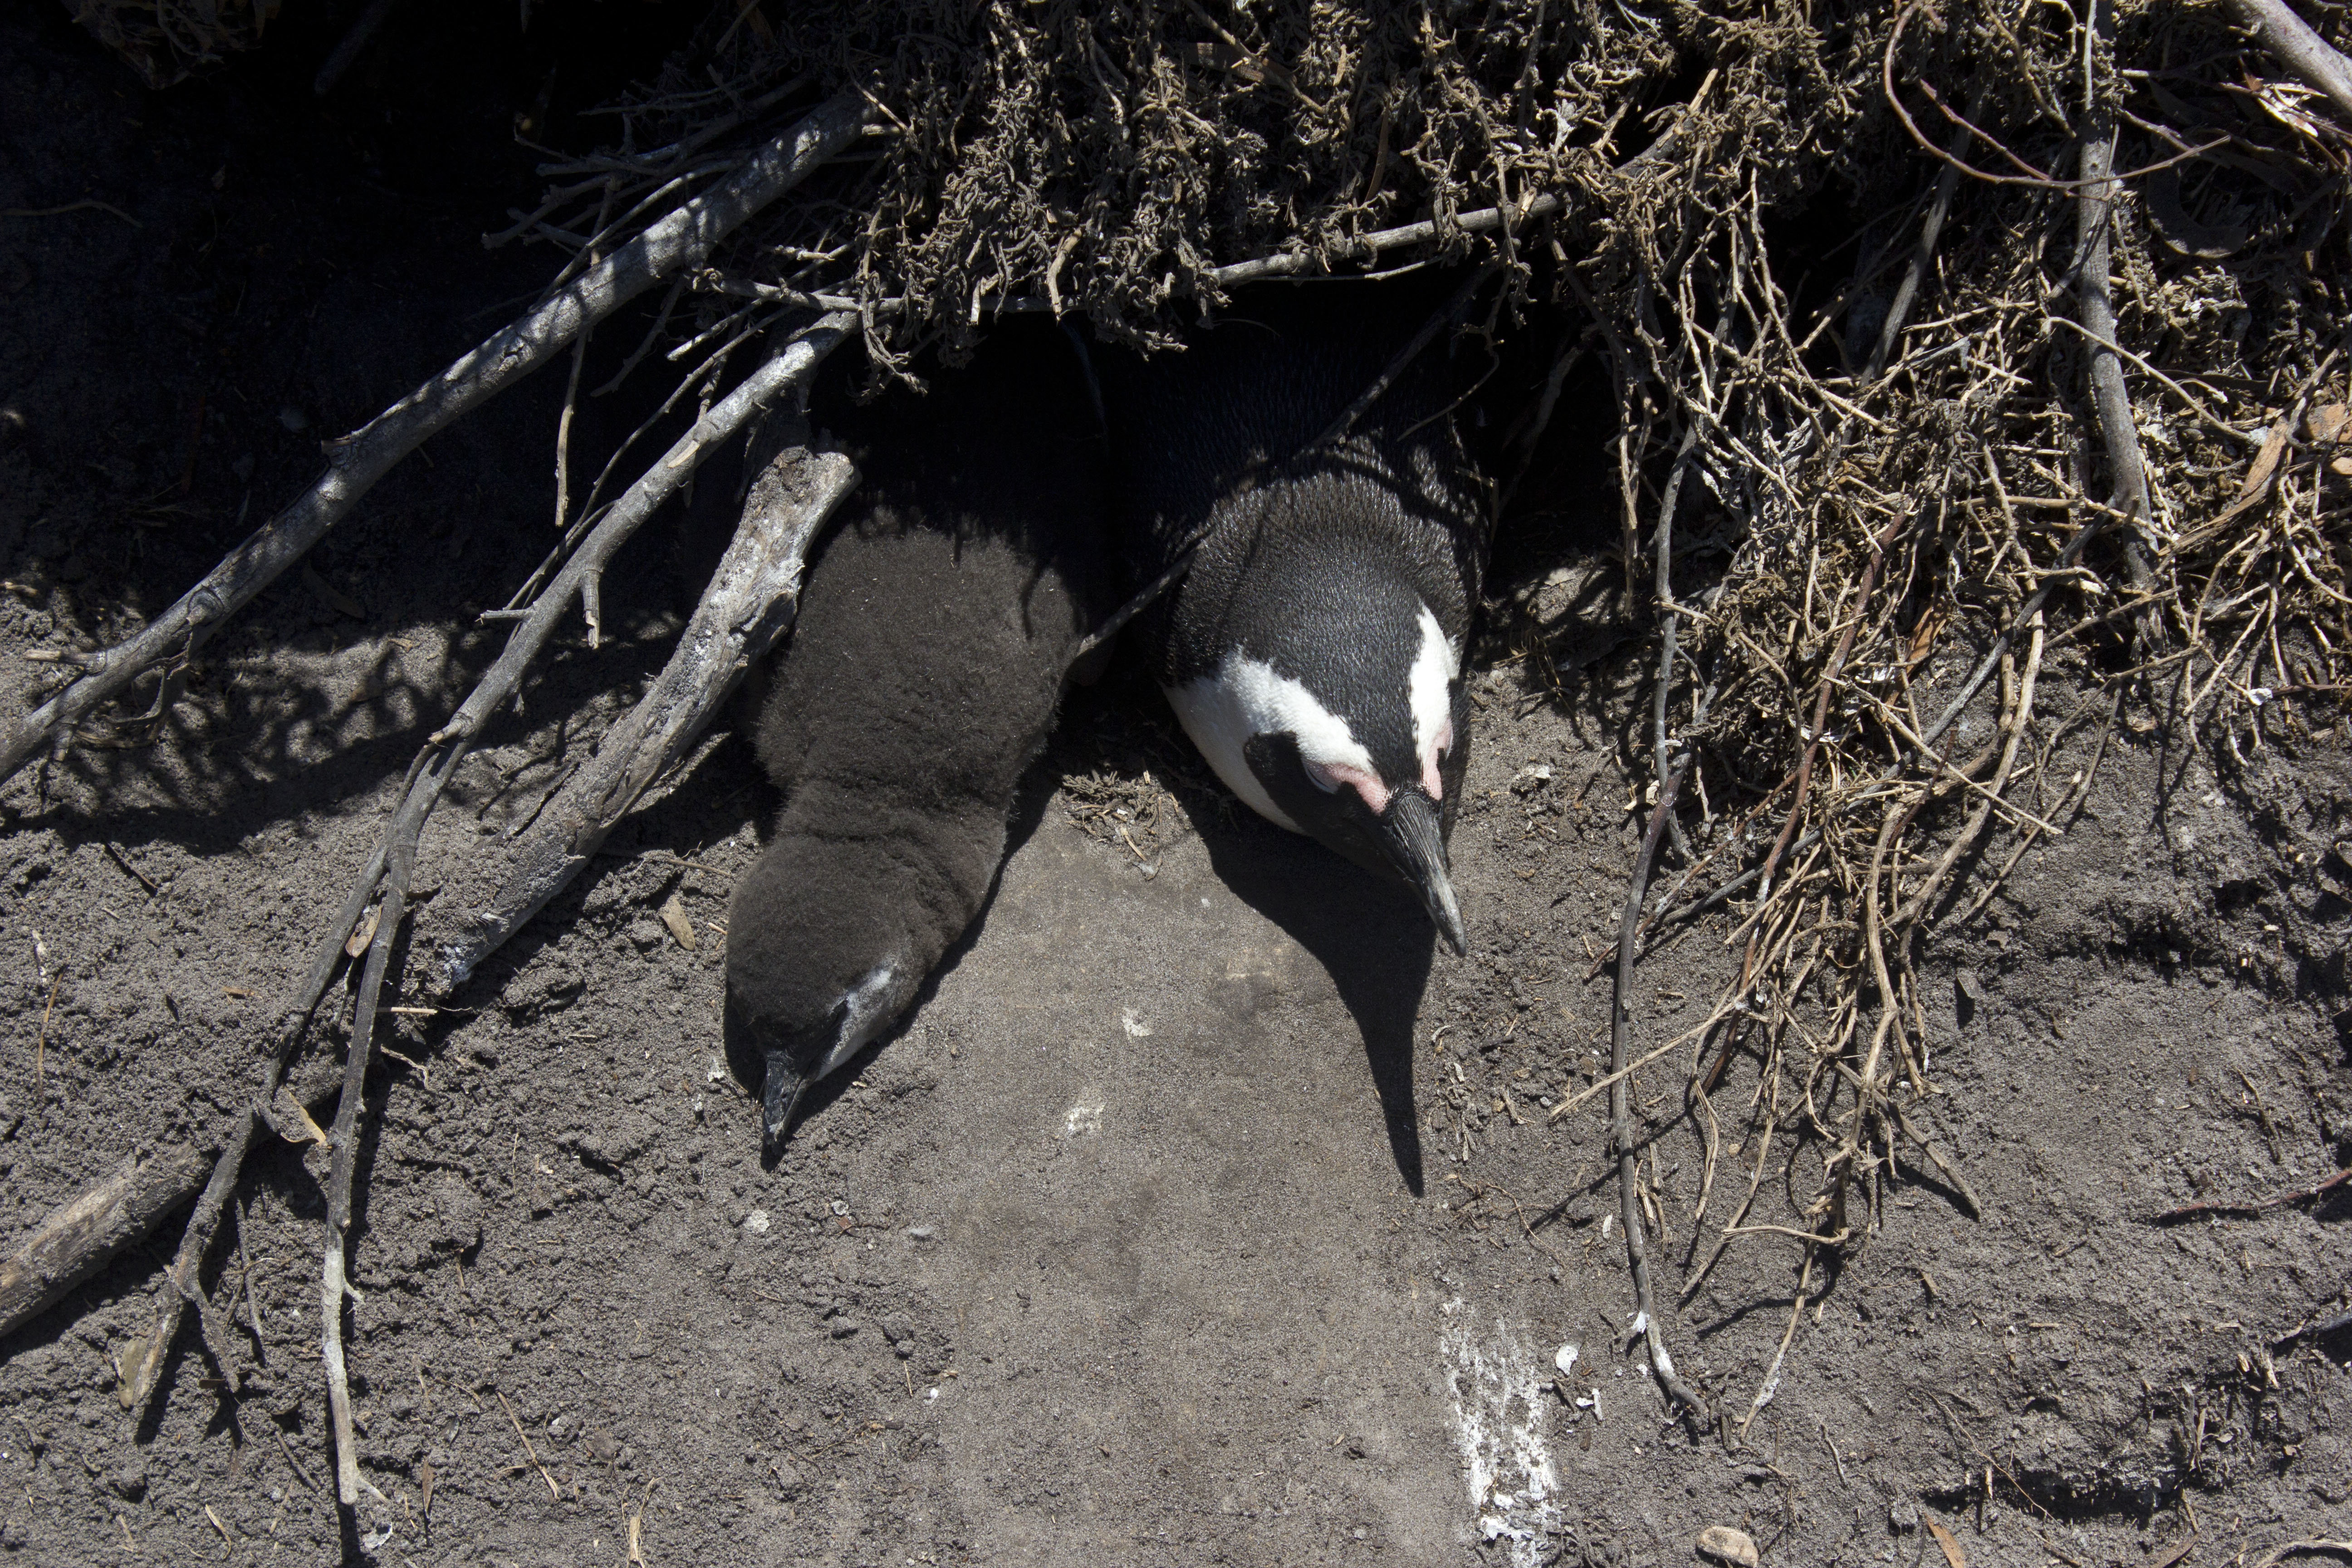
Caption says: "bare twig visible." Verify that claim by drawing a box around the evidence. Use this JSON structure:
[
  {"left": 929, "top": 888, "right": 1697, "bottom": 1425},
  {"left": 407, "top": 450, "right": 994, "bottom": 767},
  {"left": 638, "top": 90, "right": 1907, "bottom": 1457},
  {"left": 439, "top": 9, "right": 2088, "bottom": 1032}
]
[
  {"left": 112, "top": 1053, "right": 344, "bottom": 1415},
  {"left": 2075, "top": 0, "right": 2166, "bottom": 644},
  {"left": 0, "top": 1148, "right": 209, "bottom": 1337},
  {"left": 2154, "top": 1166, "right": 2350, "bottom": 1222},
  {"left": 1740, "top": 1249, "right": 1816, "bottom": 1441},
  {"left": 432, "top": 317, "right": 849, "bottom": 750},
  {"left": 304, "top": 316, "right": 848, "bottom": 1504},
  {"left": 497, "top": 1390, "right": 561, "bottom": 1500},
  {"left": 1865, "top": 84, "right": 1988, "bottom": 384},
  {"left": 0, "top": 90, "right": 869, "bottom": 789},
  {"left": 1612, "top": 756, "right": 1707, "bottom": 1420},
  {"left": 552, "top": 185, "right": 617, "bottom": 545},
  {"left": 2226, "top": 0, "right": 2352, "bottom": 121},
  {"left": 323, "top": 740, "right": 464, "bottom": 1508},
  {"left": 1208, "top": 193, "right": 1563, "bottom": 288}
]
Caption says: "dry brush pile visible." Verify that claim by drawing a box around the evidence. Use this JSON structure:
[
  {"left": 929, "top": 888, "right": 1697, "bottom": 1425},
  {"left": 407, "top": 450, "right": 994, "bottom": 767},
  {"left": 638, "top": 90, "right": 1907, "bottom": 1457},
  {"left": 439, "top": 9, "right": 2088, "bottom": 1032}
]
[{"left": 11, "top": 0, "right": 2352, "bottom": 1506}]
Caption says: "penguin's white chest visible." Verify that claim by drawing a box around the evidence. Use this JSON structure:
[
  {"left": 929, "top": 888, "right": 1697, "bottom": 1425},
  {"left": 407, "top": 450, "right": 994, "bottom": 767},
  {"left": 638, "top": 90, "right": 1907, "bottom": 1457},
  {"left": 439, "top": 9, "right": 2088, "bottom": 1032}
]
[
  {"left": 1165, "top": 604, "right": 1459, "bottom": 830},
  {"left": 1166, "top": 652, "right": 1378, "bottom": 834}
]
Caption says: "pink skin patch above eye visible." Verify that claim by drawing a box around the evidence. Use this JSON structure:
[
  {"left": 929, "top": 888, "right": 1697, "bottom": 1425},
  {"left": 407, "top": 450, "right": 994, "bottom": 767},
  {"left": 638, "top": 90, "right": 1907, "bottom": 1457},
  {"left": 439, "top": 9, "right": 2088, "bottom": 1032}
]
[
  {"left": 1305, "top": 758, "right": 1390, "bottom": 818},
  {"left": 1421, "top": 719, "right": 1454, "bottom": 801},
  {"left": 1307, "top": 719, "right": 1453, "bottom": 819}
]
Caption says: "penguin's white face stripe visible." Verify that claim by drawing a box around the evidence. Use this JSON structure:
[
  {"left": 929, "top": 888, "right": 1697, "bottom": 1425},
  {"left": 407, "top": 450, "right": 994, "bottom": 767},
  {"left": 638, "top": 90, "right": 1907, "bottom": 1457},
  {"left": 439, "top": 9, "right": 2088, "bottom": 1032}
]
[
  {"left": 1168, "top": 652, "right": 1391, "bottom": 832},
  {"left": 1408, "top": 603, "right": 1460, "bottom": 800},
  {"left": 814, "top": 959, "right": 902, "bottom": 1078}
]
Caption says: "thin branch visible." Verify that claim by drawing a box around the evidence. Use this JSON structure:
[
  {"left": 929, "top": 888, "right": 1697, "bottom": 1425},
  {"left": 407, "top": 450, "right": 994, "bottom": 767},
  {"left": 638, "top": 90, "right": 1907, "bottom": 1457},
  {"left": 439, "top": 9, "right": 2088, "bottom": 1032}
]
[
  {"left": 1612, "top": 757, "right": 1707, "bottom": 1420},
  {"left": 304, "top": 321, "right": 850, "bottom": 1488},
  {"left": 1882, "top": 5, "right": 2230, "bottom": 190},
  {"left": 1207, "top": 193, "right": 1563, "bottom": 288},
  {"left": 0, "top": 1148, "right": 210, "bottom": 1337},
  {"left": 0, "top": 90, "right": 870, "bottom": 790},
  {"left": 1865, "top": 84, "right": 1988, "bottom": 385},
  {"left": 2155, "top": 1165, "right": 2349, "bottom": 1222},
  {"left": 323, "top": 738, "right": 464, "bottom": 1508},
  {"left": 2076, "top": 0, "right": 2167, "bottom": 643},
  {"left": 431, "top": 316, "right": 851, "bottom": 750},
  {"left": 2226, "top": 0, "right": 2352, "bottom": 120},
  {"left": 438, "top": 423, "right": 860, "bottom": 987},
  {"left": 108, "top": 1053, "right": 344, "bottom": 1414}
]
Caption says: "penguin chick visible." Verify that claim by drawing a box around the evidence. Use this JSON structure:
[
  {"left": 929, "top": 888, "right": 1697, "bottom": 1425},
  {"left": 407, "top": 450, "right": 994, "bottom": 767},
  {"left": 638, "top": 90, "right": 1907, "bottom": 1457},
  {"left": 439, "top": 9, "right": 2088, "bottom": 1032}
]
[
  {"left": 727, "top": 326, "right": 1107, "bottom": 1155},
  {"left": 1103, "top": 284, "right": 1488, "bottom": 954}
]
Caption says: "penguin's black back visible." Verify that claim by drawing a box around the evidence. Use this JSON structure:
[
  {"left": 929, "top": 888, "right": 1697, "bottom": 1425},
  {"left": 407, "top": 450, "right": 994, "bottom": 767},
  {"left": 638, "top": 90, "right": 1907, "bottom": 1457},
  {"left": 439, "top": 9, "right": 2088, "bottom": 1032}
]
[{"left": 1098, "top": 281, "right": 1489, "bottom": 689}]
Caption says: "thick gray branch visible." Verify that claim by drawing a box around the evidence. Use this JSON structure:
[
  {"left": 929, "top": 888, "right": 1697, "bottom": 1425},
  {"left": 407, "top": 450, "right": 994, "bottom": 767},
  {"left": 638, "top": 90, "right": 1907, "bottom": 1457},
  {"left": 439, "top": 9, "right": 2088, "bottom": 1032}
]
[
  {"left": 438, "top": 433, "right": 859, "bottom": 988},
  {"left": 432, "top": 315, "right": 852, "bottom": 749},
  {"left": 1, "top": 1060, "right": 342, "bottom": 1347},
  {"left": 0, "top": 1148, "right": 209, "bottom": 1338},
  {"left": 2228, "top": 0, "right": 2352, "bottom": 120},
  {"left": 0, "top": 90, "right": 869, "bottom": 789}
]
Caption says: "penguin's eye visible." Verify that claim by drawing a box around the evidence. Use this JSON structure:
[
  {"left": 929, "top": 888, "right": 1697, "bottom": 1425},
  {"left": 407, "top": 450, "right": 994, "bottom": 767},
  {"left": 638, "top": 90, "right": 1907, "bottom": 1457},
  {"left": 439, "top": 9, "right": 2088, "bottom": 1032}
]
[{"left": 1302, "top": 758, "right": 1344, "bottom": 794}]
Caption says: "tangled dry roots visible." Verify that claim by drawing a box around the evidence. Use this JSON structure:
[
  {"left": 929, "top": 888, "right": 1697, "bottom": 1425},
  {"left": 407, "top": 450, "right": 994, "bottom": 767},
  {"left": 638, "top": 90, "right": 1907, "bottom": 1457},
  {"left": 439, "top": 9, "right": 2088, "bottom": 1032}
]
[
  {"left": 687, "top": 0, "right": 1857, "bottom": 357},
  {"left": 64, "top": 0, "right": 281, "bottom": 88}
]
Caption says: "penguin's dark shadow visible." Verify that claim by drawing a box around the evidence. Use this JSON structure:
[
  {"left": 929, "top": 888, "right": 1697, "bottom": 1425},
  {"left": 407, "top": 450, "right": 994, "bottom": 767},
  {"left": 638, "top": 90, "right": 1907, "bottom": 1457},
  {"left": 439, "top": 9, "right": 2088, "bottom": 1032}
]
[{"left": 1191, "top": 815, "right": 1432, "bottom": 1195}]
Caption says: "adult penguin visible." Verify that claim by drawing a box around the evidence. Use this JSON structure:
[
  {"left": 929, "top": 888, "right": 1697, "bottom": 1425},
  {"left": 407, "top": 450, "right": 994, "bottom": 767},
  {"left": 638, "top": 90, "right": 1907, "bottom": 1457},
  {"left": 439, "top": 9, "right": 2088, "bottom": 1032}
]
[{"left": 1101, "top": 279, "right": 1490, "bottom": 955}]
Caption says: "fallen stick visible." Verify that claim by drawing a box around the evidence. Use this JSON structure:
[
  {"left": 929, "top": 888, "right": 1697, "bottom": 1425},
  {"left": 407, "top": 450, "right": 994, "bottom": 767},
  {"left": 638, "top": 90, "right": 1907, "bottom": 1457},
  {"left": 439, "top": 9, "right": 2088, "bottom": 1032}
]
[
  {"left": 2227, "top": 0, "right": 2352, "bottom": 121},
  {"left": 429, "top": 315, "right": 852, "bottom": 754},
  {"left": 1610, "top": 755, "right": 1707, "bottom": 1421},
  {"left": 438, "top": 420, "right": 860, "bottom": 986},
  {"left": 1, "top": 1054, "right": 339, "bottom": 1365},
  {"left": 2075, "top": 0, "right": 2166, "bottom": 646},
  {"left": 1207, "top": 192, "right": 1563, "bottom": 287},
  {"left": 0, "top": 89, "right": 869, "bottom": 790},
  {"left": 0, "top": 1147, "right": 209, "bottom": 1338},
  {"left": 2154, "top": 1166, "right": 2349, "bottom": 1223},
  {"left": 1863, "top": 83, "right": 1987, "bottom": 384},
  {"left": 119, "top": 739, "right": 452, "bottom": 1416},
  {"left": 323, "top": 735, "right": 461, "bottom": 1508},
  {"left": 304, "top": 317, "right": 850, "bottom": 1507}
]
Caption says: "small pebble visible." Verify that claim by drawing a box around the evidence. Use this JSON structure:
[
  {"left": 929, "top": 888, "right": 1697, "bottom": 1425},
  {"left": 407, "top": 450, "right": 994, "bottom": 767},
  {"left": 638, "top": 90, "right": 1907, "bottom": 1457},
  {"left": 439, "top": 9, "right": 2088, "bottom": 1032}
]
[{"left": 1696, "top": 1524, "right": 1759, "bottom": 1567}]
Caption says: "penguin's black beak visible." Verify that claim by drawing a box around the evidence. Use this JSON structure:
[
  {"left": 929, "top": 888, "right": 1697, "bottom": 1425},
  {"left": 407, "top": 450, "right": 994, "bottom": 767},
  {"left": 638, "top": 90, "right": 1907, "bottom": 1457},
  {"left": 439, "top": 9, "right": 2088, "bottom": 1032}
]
[
  {"left": 761, "top": 1049, "right": 813, "bottom": 1159},
  {"left": 1379, "top": 789, "right": 1467, "bottom": 956}
]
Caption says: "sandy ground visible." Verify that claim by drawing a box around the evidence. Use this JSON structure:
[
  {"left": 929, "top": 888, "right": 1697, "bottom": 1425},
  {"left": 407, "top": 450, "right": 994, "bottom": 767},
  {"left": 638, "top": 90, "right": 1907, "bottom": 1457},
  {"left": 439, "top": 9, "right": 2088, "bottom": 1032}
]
[{"left": 2, "top": 4, "right": 2349, "bottom": 1566}]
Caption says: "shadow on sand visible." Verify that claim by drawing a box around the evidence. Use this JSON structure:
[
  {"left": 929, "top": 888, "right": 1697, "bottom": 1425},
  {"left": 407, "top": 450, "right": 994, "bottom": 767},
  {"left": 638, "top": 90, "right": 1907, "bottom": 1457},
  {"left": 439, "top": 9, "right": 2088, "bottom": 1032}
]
[{"left": 1195, "top": 820, "right": 1435, "bottom": 1196}]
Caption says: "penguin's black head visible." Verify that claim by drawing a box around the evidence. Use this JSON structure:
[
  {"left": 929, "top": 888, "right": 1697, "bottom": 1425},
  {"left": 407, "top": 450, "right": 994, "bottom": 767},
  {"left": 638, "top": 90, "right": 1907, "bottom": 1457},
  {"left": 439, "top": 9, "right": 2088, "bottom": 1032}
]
[
  {"left": 1166, "top": 535, "right": 1472, "bottom": 955},
  {"left": 725, "top": 837, "right": 921, "bottom": 1157}
]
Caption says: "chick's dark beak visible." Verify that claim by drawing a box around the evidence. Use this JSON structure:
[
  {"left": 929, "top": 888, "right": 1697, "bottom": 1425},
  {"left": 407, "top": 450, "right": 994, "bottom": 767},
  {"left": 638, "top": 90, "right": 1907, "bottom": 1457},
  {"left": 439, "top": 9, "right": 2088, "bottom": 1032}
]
[
  {"left": 1380, "top": 789, "right": 1466, "bottom": 956},
  {"left": 761, "top": 1050, "right": 813, "bottom": 1159}
]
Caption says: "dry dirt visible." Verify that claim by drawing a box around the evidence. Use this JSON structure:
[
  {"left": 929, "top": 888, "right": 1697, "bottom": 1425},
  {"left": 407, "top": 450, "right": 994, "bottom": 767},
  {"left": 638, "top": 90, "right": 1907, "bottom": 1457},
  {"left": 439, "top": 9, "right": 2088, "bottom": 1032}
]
[{"left": 1, "top": 4, "right": 2349, "bottom": 1567}]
